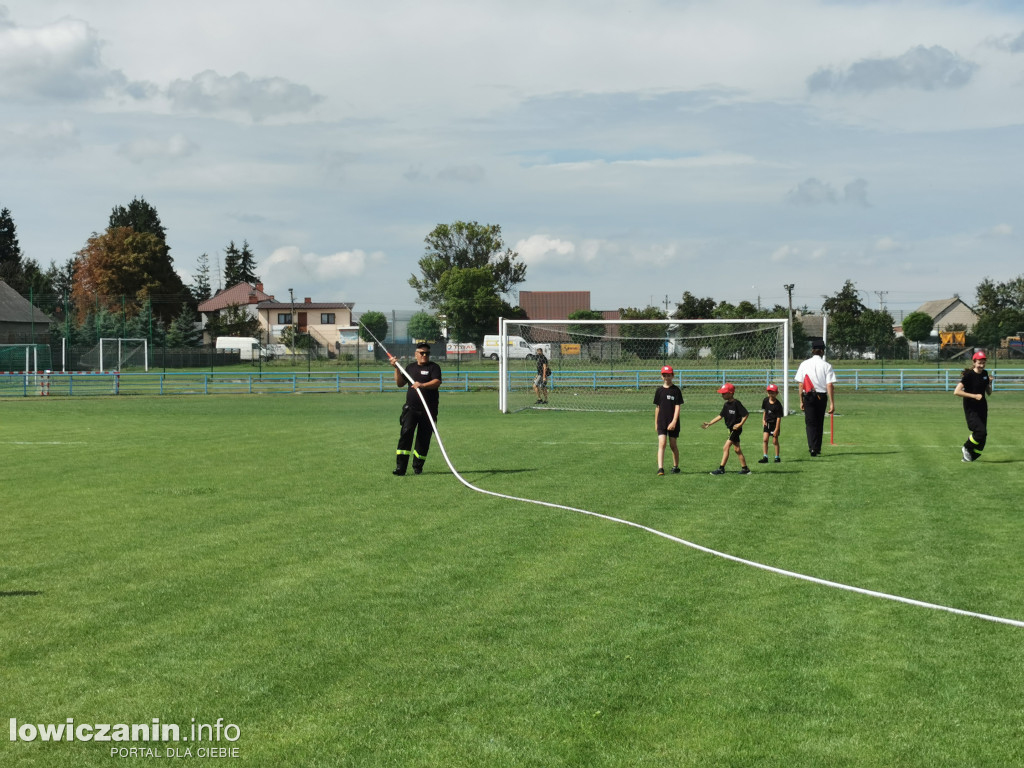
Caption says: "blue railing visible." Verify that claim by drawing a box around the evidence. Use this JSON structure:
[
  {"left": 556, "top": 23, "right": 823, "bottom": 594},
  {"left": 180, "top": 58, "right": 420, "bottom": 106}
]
[{"left": 3, "top": 367, "right": 1023, "bottom": 397}]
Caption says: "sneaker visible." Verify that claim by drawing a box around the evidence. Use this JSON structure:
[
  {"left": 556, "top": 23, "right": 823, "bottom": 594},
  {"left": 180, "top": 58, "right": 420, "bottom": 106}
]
[
  {"left": 961, "top": 446, "right": 973, "bottom": 462},
  {"left": 739, "top": 467, "right": 751, "bottom": 475},
  {"left": 535, "top": 399, "right": 544, "bottom": 404},
  {"left": 774, "top": 457, "right": 781, "bottom": 463},
  {"left": 709, "top": 468, "right": 725, "bottom": 475},
  {"left": 657, "top": 467, "right": 665, "bottom": 476},
  {"left": 671, "top": 466, "right": 680, "bottom": 474},
  {"left": 757, "top": 456, "right": 769, "bottom": 464}
]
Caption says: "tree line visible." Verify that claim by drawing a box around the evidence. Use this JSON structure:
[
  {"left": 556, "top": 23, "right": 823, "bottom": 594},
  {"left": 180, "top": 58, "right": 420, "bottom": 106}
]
[{"left": 0, "top": 199, "right": 260, "bottom": 346}]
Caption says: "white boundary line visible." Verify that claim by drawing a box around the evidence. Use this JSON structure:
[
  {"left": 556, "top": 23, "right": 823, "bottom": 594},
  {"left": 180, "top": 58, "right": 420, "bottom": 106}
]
[{"left": 374, "top": 323, "right": 1024, "bottom": 629}]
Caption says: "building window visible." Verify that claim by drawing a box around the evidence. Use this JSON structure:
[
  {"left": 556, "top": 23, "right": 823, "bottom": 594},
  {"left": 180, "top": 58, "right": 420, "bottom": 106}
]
[
  {"left": 321, "top": 313, "right": 336, "bottom": 325},
  {"left": 278, "top": 313, "right": 292, "bottom": 324}
]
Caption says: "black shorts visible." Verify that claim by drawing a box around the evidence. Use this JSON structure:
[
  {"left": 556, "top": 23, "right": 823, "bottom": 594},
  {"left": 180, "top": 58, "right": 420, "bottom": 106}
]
[
  {"left": 728, "top": 427, "right": 742, "bottom": 444},
  {"left": 764, "top": 421, "right": 779, "bottom": 435},
  {"left": 657, "top": 426, "right": 680, "bottom": 438}
]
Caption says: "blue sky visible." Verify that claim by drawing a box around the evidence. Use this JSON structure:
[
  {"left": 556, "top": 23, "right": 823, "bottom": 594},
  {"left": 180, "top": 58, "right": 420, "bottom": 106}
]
[{"left": 2, "top": 0, "right": 1022, "bottom": 317}]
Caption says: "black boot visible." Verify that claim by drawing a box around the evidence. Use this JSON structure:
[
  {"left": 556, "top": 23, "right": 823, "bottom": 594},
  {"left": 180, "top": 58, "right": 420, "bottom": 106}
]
[{"left": 394, "top": 453, "right": 409, "bottom": 476}]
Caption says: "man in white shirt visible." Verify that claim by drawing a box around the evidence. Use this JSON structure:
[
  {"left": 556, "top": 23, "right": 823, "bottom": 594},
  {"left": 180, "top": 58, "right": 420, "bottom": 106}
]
[{"left": 793, "top": 338, "right": 836, "bottom": 456}]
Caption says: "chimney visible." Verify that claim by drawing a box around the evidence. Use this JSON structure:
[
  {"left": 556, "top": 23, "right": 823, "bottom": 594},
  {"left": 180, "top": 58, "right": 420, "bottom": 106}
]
[
  {"left": 304, "top": 297, "right": 312, "bottom": 304},
  {"left": 255, "top": 282, "right": 264, "bottom": 292}
]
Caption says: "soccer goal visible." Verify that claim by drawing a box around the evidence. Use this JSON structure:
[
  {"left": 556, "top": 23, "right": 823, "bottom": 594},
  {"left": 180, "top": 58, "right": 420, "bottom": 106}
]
[
  {"left": 0, "top": 344, "right": 52, "bottom": 372},
  {"left": 79, "top": 338, "right": 149, "bottom": 371},
  {"left": 497, "top": 317, "right": 790, "bottom": 414}
]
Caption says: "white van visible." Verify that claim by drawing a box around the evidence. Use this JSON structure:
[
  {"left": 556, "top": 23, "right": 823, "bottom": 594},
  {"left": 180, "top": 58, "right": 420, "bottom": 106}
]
[
  {"left": 481, "top": 335, "right": 550, "bottom": 361},
  {"left": 215, "top": 336, "right": 265, "bottom": 361}
]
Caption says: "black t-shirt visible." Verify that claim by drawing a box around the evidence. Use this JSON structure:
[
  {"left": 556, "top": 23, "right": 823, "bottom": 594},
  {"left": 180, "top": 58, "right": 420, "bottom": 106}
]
[
  {"left": 960, "top": 369, "right": 990, "bottom": 413},
  {"left": 404, "top": 361, "right": 442, "bottom": 413},
  {"left": 762, "top": 397, "right": 784, "bottom": 424},
  {"left": 653, "top": 385, "right": 683, "bottom": 430},
  {"left": 536, "top": 355, "right": 549, "bottom": 375},
  {"left": 719, "top": 398, "right": 748, "bottom": 429}
]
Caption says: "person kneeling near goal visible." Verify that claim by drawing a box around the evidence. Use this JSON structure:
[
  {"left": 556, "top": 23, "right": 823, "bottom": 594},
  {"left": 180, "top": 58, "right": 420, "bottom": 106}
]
[{"left": 701, "top": 383, "right": 751, "bottom": 475}]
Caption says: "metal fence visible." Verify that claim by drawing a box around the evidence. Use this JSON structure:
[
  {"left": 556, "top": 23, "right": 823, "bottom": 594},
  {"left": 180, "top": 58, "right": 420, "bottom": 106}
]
[{"left": 2, "top": 367, "right": 1023, "bottom": 398}]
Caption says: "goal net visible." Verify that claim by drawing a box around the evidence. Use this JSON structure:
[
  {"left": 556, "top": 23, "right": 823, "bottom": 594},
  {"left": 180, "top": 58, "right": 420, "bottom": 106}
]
[
  {"left": 498, "top": 318, "right": 790, "bottom": 414},
  {"left": 79, "top": 338, "right": 149, "bottom": 371},
  {"left": 0, "top": 344, "right": 52, "bottom": 372}
]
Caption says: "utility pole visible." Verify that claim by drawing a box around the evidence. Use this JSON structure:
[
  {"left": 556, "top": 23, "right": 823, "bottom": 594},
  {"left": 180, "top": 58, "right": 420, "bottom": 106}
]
[
  {"left": 874, "top": 290, "right": 888, "bottom": 310},
  {"left": 784, "top": 283, "right": 795, "bottom": 355},
  {"left": 289, "top": 288, "right": 295, "bottom": 352}
]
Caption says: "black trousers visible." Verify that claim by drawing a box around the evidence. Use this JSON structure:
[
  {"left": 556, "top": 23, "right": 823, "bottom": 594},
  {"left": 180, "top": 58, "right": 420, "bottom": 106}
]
[
  {"left": 396, "top": 405, "right": 436, "bottom": 471},
  {"left": 803, "top": 392, "right": 828, "bottom": 454},
  {"left": 964, "top": 407, "right": 987, "bottom": 458}
]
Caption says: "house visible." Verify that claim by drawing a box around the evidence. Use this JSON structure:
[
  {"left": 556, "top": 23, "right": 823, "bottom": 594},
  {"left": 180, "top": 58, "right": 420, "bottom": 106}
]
[
  {"left": 519, "top": 291, "right": 593, "bottom": 320},
  {"left": 0, "top": 279, "right": 53, "bottom": 344},
  {"left": 257, "top": 296, "right": 357, "bottom": 356},
  {"left": 199, "top": 282, "right": 358, "bottom": 355},
  {"left": 197, "top": 282, "right": 273, "bottom": 345},
  {"left": 904, "top": 297, "right": 979, "bottom": 334}
]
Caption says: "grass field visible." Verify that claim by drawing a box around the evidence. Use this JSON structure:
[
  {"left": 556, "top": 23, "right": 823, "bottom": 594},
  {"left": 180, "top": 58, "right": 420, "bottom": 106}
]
[{"left": 2, "top": 389, "right": 1023, "bottom": 767}]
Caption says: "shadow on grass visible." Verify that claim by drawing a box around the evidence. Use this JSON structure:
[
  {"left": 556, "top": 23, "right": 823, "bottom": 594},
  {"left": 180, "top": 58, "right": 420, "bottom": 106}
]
[{"left": 0, "top": 591, "right": 43, "bottom": 598}]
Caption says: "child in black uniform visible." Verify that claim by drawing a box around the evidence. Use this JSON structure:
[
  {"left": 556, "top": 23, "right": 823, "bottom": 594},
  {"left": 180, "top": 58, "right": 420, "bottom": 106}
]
[
  {"left": 654, "top": 366, "right": 683, "bottom": 475},
  {"left": 955, "top": 350, "right": 992, "bottom": 462},
  {"left": 701, "top": 383, "right": 750, "bottom": 475},
  {"left": 759, "top": 383, "right": 784, "bottom": 463}
]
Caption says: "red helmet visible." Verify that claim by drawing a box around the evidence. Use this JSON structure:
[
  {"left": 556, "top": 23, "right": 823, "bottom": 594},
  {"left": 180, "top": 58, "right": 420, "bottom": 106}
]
[
  {"left": 717, "top": 383, "right": 735, "bottom": 394},
  {"left": 766, "top": 384, "right": 778, "bottom": 393},
  {"left": 661, "top": 365, "right": 674, "bottom": 375}
]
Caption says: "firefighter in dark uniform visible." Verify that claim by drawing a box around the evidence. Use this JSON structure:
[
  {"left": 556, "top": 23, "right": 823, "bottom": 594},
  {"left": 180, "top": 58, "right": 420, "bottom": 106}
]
[
  {"left": 955, "top": 350, "right": 992, "bottom": 462},
  {"left": 389, "top": 342, "right": 442, "bottom": 475}
]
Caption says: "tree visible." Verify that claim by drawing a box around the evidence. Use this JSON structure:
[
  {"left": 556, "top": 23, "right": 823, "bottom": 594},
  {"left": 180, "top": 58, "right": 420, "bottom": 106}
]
[
  {"left": 409, "top": 221, "right": 526, "bottom": 310},
  {"left": 192, "top": 253, "right": 213, "bottom": 302},
  {"left": 223, "top": 241, "right": 242, "bottom": 286},
  {"left": 859, "top": 308, "right": 897, "bottom": 357},
  {"left": 821, "top": 280, "right": 867, "bottom": 357},
  {"left": 971, "top": 275, "right": 1024, "bottom": 349},
  {"left": 567, "top": 309, "right": 606, "bottom": 357},
  {"left": 408, "top": 311, "right": 442, "bottom": 342},
  {"left": 165, "top": 303, "right": 203, "bottom": 347},
  {"left": 618, "top": 306, "right": 668, "bottom": 359},
  {"left": 72, "top": 226, "right": 190, "bottom": 325},
  {"left": 204, "top": 304, "right": 262, "bottom": 341},
  {"left": 358, "top": 311, "right": 389, "bottom": 345},
  {"left": 0, "top": 207, "right": 24, "bottom": 289},
  {"left": 673, "top": 292, "right": 716, "bottom": 320},
  {"left": 434, "top": 267, "right": 507, "bottom": 344},
  {"left": 235, "top": 240, "right": 260, "bottom": 285},
  {"left": 902, "top": 311, "right": 934, "bottom": 349},
  {"left": 109, "top": 197, "right": 166, "bottom": 242}
]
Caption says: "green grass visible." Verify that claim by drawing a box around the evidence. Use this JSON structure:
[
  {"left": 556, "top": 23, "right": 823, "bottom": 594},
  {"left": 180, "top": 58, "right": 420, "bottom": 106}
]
[{"left": 2, "top": 391, "right": 1023, "bottom": 766}]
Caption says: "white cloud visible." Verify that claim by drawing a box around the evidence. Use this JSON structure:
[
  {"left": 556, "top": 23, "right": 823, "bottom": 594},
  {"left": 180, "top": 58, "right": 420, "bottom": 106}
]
[
  {"left": 0, "top": 119, "right": 78, "bottom": 157},
  {"left": 263, "top": 246, "right": 384, "bottom": 283},
  {"left": 118, "top": 134, "right": 198, "bottom": 164},
  {"left": 874, "top": 236, "right": 908, "bottom": 253},
  {"left": 515, "top": 235, "right": 577, "bottom": 266},
  {"left": 787, "top": 178, "right": 837, "bottom": 206},
  {"left": 0, "top": 10, "right": 152, "bottom": 101},
  {"left": 166, "top": 70, "right": 323, "bottom": 121},
  {"left": 987, "top": 223, "right": 1013, "bottom": 237}
]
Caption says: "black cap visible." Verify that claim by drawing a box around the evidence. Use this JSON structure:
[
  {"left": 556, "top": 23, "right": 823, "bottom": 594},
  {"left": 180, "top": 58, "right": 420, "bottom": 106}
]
[{"left": 811, "top": 338, "right": 825, "bottom": 350}]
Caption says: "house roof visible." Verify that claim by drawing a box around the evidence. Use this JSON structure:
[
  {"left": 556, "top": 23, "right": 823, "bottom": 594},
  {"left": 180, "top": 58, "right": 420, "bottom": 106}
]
[
  {"left": 257, "top": 300, "right": 354, "bottom": 311},
  {"left": 198, "top": 282, "right": 273, "bottom": 312},
  {"left": 519, "top": 291, "right": 591, "bottom": 320},
  {"left": 0, "top": 280, "right": 53, "bottom": 324},
  {"left": 911, "top": 297, "right": 979, "bottom": 330}
]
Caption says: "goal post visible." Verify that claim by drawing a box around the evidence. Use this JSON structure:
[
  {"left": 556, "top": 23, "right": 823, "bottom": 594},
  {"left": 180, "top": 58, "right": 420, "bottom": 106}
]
[
  {"left": 79, "top": 338, "right": 149, "bottom": 371},
  {"left": 497, "top": 317, "right": 790, "bottom": 415}
]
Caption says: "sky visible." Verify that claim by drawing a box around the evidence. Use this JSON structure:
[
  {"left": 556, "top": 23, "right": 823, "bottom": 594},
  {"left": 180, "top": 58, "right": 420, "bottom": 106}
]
[{"left": 2, "top": 0, "right": 1023, "bottom": 319}]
